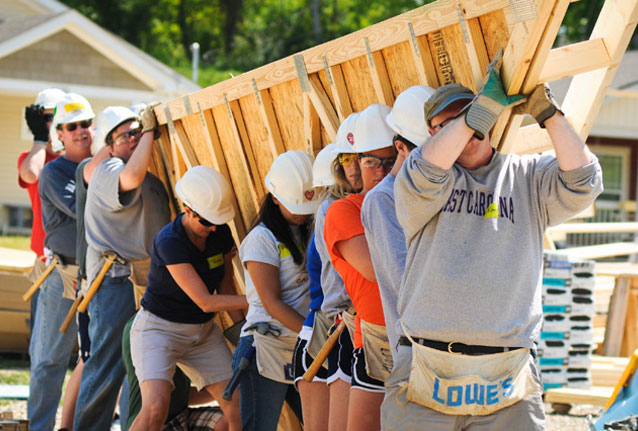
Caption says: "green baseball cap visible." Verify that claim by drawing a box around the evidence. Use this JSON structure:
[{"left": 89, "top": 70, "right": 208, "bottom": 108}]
[{"left": 423, "top": 83, "right": 475, "bottom": 127}]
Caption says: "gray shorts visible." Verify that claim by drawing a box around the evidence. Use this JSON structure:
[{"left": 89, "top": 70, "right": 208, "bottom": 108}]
[
  {"left": 130, "top": 308, "right": 233, "bottom": 390},
  {"left": 380, "top": 346, "right": 546, "bottom": 431}
]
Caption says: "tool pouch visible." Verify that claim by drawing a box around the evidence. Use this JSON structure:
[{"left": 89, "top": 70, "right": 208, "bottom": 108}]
[
  {"left": 129, "top": 257, "right": 151, "bottom": 310},
  {"left": 306, "top": 310, "right": 332, "bottom": 369},
  {"left": 340, "top": 308, "right": 357, "bottom": 343},
  {"left": 253, "top": 331, "right": 297, "bottom": 384},
  {"left": 56, "top": 261, "right": 79, "bottom": 300},
  {"left": 26, "top": 257, "right": 47, "bottom": 284},
  {"left": 360, "top": 319, "right": 393, "bottom": 382}
]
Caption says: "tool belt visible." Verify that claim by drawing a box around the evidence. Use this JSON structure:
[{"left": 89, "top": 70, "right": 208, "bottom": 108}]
[
  {"left": 128, "top": 257, "right": 150, "bottom": 310},
  {"left": 306, "top": 310, "right": 332, "bottom": 370},
  {"left": 340, "top": 308, "right": 356, "bottom": 343},
  {"left": 398, "top": 337, "right": 523, "bottom": 356},
  {"left": 398, "top": 323, "right": 541, "bottom": 416},
  {"left": 360, "top": 319, "right": 393, "bottom": 382},
  {"left": 53, "top": 253, "right": 80, "bottom": 300},
  {"left": 26, "top": 257, "right": 47, "bottom": 284},
  {"left": 247, "top": 323, "right": 296, "bottom": 384}
]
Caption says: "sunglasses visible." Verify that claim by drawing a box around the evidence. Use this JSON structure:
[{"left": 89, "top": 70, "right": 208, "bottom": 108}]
[
  {"left": 338, "top": 153, "right": 358, "bottom": 166},
  {"left": 61, "top": 119, "right": 93, "bottom": 132},
  {"left": 113, "top": 128, "right": 142, "bottom": 146},
  {"left": 190, "top": 209, "right": 214, "bottom": 227},
  {"left": 359, "top": 154, "right": 396, "bottom": 170},
  {"left": 44, "top": 113, "right": 55, "bottom": 122}
]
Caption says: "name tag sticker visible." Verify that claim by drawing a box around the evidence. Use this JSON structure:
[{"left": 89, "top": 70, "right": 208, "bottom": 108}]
[
  {"left": 207, "top": 253, "right": 223, "bottom": 269},
  {"left": 483, "top": 203, "right": 499, "bottom": 219}
]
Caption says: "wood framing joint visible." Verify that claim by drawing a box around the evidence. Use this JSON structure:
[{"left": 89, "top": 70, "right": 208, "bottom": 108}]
[{"left": 294, "top": 54, "right": 311, "bottom": 93}]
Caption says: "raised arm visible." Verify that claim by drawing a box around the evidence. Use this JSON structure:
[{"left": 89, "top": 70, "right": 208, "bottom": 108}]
[{"left": 246, "top": 260, "right": 305, "bottom": 333}]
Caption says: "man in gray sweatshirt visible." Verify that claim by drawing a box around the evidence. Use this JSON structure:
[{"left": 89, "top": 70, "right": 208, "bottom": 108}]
[{"left": 381, "top": 53, "right": 602, "bottom": 430}]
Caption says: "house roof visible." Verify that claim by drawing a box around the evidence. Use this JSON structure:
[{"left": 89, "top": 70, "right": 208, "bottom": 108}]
[{"left": 0, "top": 5, "right": 199, "bottom": 98}]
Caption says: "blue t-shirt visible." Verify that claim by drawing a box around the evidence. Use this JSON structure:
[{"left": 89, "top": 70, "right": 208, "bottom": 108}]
[
  {"left": 303, "top": 233, "right": 324, "bottom": 327},
  {"left": 141, "top": 214, "right": 235, "bottom": 324}
]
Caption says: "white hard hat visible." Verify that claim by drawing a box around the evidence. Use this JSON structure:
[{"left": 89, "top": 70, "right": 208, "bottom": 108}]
[
  {"left": 93, "top": 106, "right": 139, "bottom": 155},
  {"left": 175, "top": 165, "right": 235, "bottom": 225},
  {"left": 53, "top": 93, "right": 95, "bottom": 125},
  {"left": 332, "top": 112, "right": 360, "bottom": 154},
  {"left": 312, "top": 143, "right": 337, "bottom": 187},
  {"left": 265, "top": 150, "right": 322, "bottom": 215},
  {"left": 348, "top": 104, "right": 395, "bottom": 153},
  {"left": 35, "top": 88, "right": 66, "bottom": 109},
  {"left": 386, "top": 85, "right": 436, "bottom": 147}
]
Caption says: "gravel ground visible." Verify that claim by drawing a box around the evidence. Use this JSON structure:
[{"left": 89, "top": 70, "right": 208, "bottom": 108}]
[{"left": 0, "top": 398, "right": 601, "bottom": 430}]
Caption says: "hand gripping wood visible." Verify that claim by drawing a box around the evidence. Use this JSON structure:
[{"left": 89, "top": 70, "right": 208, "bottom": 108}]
[
  {"left": 22, "top": 260, "right": 57, "bottom": 302},
  {"left": 303, "top": 319, "right": 346, "bottom": 382}
]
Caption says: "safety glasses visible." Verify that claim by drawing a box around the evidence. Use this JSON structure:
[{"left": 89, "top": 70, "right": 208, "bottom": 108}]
[
  {"left": 113, "top": 127, "right": 142, "bottom": 146},
  {"left": 62, "top": 119, "right": 93, "bottom": 132},
  {"left": 359, "top": 154, "right": 396, "bottom": 170},
  {"left": 193, "top": 210, "right": 214, "bottom": 227},
  {"left": 338, "top": 153, "right": 358, "bottom": 166},
  {"left": 430, "top": 116, "right": 455, "bottom": 132}
]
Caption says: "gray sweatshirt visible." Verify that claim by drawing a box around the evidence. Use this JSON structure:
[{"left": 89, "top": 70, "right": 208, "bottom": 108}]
[
  {"left": 361, "top": 174, "right": 404, "bottom": 356},
  {"left": 394, "top": 149, "right": 602, "bottom": 348},
  {"left": 316, "top": 197, "right": 352, "bottom": 317}
]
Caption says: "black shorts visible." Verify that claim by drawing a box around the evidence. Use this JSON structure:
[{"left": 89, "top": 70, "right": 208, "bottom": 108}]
[
  {"left": 326, "top": 324, "right": 353, "bottom": 385},
  {"left": 293, "top": 337, "right": 328, "bottom": 384},
  {"left": 350, "top": 348, "right": 385, "bottom": 393},
  {"left": 77, "top": 310, "right": 91, "bottom": 362}
]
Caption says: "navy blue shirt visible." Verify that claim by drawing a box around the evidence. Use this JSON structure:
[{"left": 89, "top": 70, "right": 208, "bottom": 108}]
[
  {"left": 141, "top": 214, "right": 235, "bottom": 323},
  {"left": 303, "top": 233, "right": 324, "bottom": 327}
]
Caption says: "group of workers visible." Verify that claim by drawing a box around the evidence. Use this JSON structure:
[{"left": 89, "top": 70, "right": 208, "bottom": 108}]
[{"left": 18, "top": 51, "right": 602, "bottom": 431}]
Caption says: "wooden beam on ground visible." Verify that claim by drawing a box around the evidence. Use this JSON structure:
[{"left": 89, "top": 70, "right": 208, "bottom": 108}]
[
  {"left": 544, "top": 386, "right": 613, "bottom": 406},
  {"left": 548, "top": 222, "right": 638, "bottom": 234},
  {"left": 603, "top": 277, "right": 631, "bottom": 356},
  {"left": 539, "top": 39, "right": 611, "bottom": 83},
  {"left": 364, "top": 37, "right": 394, "bottom": 105},
  {"left": 562, "top": 242, "right": 638, "bottom": 260}
]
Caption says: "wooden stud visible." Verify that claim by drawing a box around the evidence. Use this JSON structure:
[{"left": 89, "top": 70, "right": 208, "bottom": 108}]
[
  {"left": 539, "top": 38, "right": 611, "bottom": 83},
  {"left": 458, "top": 11, "right": 486, "bottom": 90},
  {"left": 252, "top": 80, "right": 286, "bottom": 158},
  {"left": 229, "top": 99, "right": 267, "bottom": 200},
  {"left": 407, "top": 22, "right": 438, "bottom": 87},
  {"left": 174, "top": 121, "right": 200, "bottom": 168},
  {"left": 327, "top": 63, "right": 353, "bottom": 121},
  {"left": 308, "top": 75, "right": 340, "bottom": 141},
  {"left": 304, "top": 93, "right": 321, "bottom": 156},
  {"left": 364, "top": 37, "right": 395, "bottom": 105},
  {"left": 603, "top": 276, "right": 630, "bottom": 356}
]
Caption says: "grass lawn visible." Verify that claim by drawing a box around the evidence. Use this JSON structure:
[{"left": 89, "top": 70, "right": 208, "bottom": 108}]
[
  {"left": 0, "top": 359, "right": 30, "bottom": 386},
  {"left": 0, "top": 236, "right": 31, "bottom": 252}
]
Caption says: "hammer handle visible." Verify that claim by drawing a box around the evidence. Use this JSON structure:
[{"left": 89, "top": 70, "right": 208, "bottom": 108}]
[
  {"left": 23, "top": 261, "right": 57, "bottom": 302},
  {"left": 60, "top": 295, "right": 83, "bottom": 333},
  {"left": 77, "top": 255, "right": 116, "bottom": 313},
  {"left": 303, "top": 320, "right": 346, "bottom": 382}
]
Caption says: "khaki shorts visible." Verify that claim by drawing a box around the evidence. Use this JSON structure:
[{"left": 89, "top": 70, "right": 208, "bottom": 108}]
[{"left": 130, "top": 308, "right": 234, "bottom": 390}]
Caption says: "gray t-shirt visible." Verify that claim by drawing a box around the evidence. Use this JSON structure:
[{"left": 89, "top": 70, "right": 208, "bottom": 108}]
[
  {"left": 361, "top": 174, "right": 403, "bottom": 356},
  {"left": 316, "top": 197, "right": 351, "bottom": 317},
  {"left": 240, "top": 223, "right": 310, "bottom": 338},
  {"left": 85, "top": 157, "right": 170, "bottom": 282},
  {"left": 39, "top": 156, "right": 79, "bottom": 258},
  {"left": 394, "top": 150, "right": 603, "bottom": 348}
]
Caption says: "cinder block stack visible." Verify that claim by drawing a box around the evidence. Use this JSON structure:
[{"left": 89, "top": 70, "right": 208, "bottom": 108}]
[{"left": 537, "top": 252, "right": 596, "bottom": 391}]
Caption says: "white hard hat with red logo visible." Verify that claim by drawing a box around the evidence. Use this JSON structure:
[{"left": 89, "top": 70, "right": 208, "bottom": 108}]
[
  {"left": 265, "top": 150, "right": 322, "bottom": 215},
  {"left": 348, "top": 104, "right": 394, "bottom": 153},
  {"left": 332, "top": 111, "right": 360, "bottom": 155},
  {"left": 386, "top": 85, "right": 436, "bottom": 147}
]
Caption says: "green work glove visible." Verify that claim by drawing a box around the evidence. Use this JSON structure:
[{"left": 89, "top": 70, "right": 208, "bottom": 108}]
[
  {"left": 512, "top": 83, "right": 563, "bottom": 128},
  {"left": 465, "top": 50, "right": 526, "bottom": 140},
  {"left": 25, "top": 104, "right": 50, "bottom": 142},
  {"left": 223, "top": 319, "right": 246, "bottom": 347},
  {"left": 139, "top": 102, "right": 161, "bottom": 139}
]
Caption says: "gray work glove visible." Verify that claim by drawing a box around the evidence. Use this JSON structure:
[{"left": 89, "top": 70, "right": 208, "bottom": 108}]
[
  {"left": 139, "top": 102, "right": 161, "bottom": 139},
  {"left": 512, "top": 83, "right": 563, "bottom": 128},
  {"left": 223, "top": 319, "right": 246, "bottom": 347},
  {"left": 464, "top": 50, "right": 526, "bottom": 140},
  {"left": 25, "top": 104, "right": 50, "bottom": 142}
]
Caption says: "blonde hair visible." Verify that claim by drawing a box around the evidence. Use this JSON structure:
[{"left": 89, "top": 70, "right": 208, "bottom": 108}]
[{"left": 328, "top": 156, "right": 360, "bottom": 200}]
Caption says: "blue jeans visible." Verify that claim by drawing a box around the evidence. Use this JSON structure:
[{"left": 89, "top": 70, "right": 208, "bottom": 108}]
[
  {"left": 74, "top": 275, "right": 135, "bottom": 431},
  {"left": 233, "top": 335, "right": 303, "bottom": 431},
  {"left": 28, "top": 268, "right": 78, "bottom": 431}
]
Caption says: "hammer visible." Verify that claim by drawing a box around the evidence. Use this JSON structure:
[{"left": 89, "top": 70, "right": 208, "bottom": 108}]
[
  {"left": 23, "top": 259, "right": 57, "bottom": 302},
  {"left": 77, "top": 253, "right": 124, "bottom": 313},
  {"left": 303, "top": 320, "right": 346, "bottom": 382}
]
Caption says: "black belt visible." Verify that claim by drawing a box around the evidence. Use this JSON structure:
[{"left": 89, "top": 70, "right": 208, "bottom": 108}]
[
  {"left": 55, "top": 254, "right": 77, "bottom": 266},
  {"left": 398, "top": 336, "right": 522, "bottom": 355}
]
